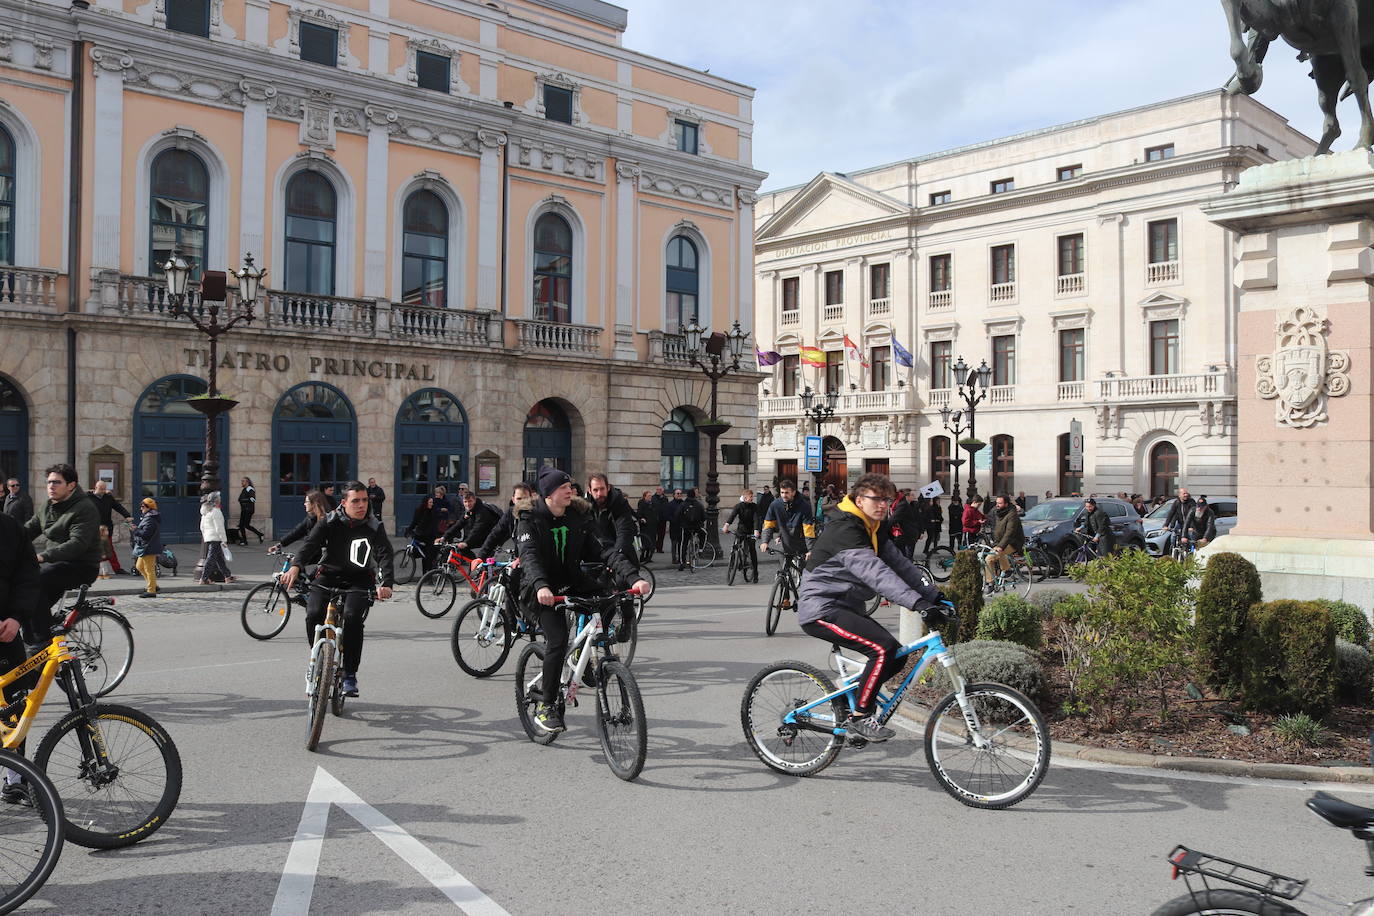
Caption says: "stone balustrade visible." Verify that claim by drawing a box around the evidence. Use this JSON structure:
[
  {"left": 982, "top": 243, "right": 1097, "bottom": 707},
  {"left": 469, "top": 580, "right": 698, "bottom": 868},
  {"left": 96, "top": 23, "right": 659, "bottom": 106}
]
[
  {"left": 1095, "top": 369, "right": 1231, "bottom": 403},
  {"left": 513, "top": 319, "right": 601, "bottom": 356},
  {"left": 0, "top": 266, "right": 60, "bottom": 311}
]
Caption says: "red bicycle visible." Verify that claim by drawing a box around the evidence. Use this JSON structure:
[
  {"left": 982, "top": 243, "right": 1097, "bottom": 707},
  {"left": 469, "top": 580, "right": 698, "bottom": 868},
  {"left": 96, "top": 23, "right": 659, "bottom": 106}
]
[{"left": 415, "top": 547, "right": 493, "bottom": 619}]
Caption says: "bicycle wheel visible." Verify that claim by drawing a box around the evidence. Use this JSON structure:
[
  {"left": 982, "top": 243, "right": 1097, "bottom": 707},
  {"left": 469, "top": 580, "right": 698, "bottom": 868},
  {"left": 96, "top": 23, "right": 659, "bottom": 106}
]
[
  {"left": 926, "top": 547, "right": 955, "bottom": 582},
  {"left": 612, "top": 604, "right": 638, "bottom": 667},
  {"left": 329, "top": 658, "right": 346, "bottom": 718},
  {"left": 691, "top": 535, "right": 719, "bottom": 570},
  {"left": 1023, "top": 548, "right": 1051, "bottom": 583},
  {"left": 634, "top": 566, "right": 656, "bottom": 623},
  {"left": 415, "top": 569, "right": 459, "bottom": 619},
  {"left": 765, "top": 576, "right": 790, "bottom": 636},
  {"left": 395, "top": 548, "right": 418, "bottom": 585},
  {"left": 35, "top": 703, "right": 183, "bottom": 849},
  {"left": 923, "top": 682, "right": 1049, "bottom": 810},
  {"left": 1148, "top": 888, "right": 1301, "bottom": 916},
  {"left": 66, "top": 608, "right": 134, "bottom": 697},
  {"left": 514, "top": 642, "right": 559, "bottom": 746},
  {"left": 594, "top": 658, "right": 647, "bottom": 781},
  {"left": 740, "top": 660, "right": 845, "bottom": 776},
  {"left": 859, "top": 593, "right": 882, "bottom": 617},
  {"left": 726, "top": 547, "right": 740, "bottom": 586},
  {"left": 306, "top": 640, "right": 333, "bottom": 752},
  {"left": 0, "top": 750, "right": 64, "bottom": 916},
  {"left": 451, "top": 598, "right": 513, "bottom": 678},
  {"left": 240, "top": 581, "right": 293, "bottom": 640}
]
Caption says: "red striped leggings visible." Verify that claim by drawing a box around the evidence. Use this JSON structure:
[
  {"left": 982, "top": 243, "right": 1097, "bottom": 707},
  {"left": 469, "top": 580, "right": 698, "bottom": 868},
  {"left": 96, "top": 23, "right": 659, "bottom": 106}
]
[{"left": 801, "top": 609, "right": 903, "bottom": 716}]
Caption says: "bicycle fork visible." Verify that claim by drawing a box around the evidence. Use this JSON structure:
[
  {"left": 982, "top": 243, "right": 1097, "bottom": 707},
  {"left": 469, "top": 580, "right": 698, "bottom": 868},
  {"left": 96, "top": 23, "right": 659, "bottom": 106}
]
[
  {"left": 57, "top": 664, "right": 121, "bottom": 787},
  {"left": 938, "top": 654, "right": 991, "bottom": 749},
  {"left": 307, "top": 624, "right": 339, "bottom": 698}
]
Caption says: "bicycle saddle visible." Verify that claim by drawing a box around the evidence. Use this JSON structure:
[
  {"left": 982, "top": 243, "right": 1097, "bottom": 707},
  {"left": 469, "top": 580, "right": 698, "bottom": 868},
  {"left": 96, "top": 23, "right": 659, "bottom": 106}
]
[{"left": 1308, "top": 792, "right": 1374, "bottom": 832}]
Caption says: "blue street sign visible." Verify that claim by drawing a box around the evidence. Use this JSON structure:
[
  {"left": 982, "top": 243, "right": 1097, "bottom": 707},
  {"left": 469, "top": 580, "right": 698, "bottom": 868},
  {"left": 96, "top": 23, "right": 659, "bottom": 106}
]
[{"left": 804, "top": 435, "right": 823, "bottom": 473}]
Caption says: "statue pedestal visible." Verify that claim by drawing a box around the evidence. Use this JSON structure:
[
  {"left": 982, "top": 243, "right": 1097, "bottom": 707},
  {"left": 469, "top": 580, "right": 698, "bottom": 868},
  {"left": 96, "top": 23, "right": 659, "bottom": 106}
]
[{"left": 1198, "top": 151, "right": 1374, "bottom": 604}]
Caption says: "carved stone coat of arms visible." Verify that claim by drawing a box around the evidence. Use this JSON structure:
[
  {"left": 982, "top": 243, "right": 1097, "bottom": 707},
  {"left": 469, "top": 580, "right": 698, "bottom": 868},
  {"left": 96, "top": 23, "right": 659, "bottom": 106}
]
[{"left": 1255, "top": 306, "right": 1351, "bottom": 428}]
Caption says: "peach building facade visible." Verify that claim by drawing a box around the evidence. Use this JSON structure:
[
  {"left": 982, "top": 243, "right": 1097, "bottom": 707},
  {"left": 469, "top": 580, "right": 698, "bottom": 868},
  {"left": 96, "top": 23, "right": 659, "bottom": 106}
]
[{"left": 0, "top": 0, "right": 764, "bottom": 538}]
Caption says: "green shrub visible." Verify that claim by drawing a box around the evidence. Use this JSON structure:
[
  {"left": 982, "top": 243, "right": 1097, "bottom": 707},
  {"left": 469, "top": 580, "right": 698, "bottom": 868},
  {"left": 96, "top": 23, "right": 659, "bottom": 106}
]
[
  {"left": 976, "top": 593, "right": 1043, "bottom": 649},
  {"left": 1312, "top": 599, "right": 1371, "bottom": 647},
  {"left": 1195, "top": 552, "right": 1262, "bottom": 691},
  {"left": 1272, "top": 713, "right": 1327, "bottom": 747},
  {"left": 1030, "top": 588, "right": 1071, "bottom": 619},
  {"left": 944, "top": 550, "right": 984, "bottom": 643},
  {"left": 922, "top": 639, "right": 1044, "bottom": 701},
  {"left": 1242, "top": 600, "right": 1336, "bottom": 718},
  {"left": 1064, "top": 547, "right": 1196, "bottom": 724},
  {"left": 1335, "top": 638, "right": 1373, "bottom": 704}
]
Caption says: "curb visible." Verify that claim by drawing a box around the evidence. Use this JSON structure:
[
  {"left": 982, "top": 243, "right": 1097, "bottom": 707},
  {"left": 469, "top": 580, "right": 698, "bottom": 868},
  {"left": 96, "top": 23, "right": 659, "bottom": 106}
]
[{"left": 94, "top": 581, "right": 257, "bottom": 597}]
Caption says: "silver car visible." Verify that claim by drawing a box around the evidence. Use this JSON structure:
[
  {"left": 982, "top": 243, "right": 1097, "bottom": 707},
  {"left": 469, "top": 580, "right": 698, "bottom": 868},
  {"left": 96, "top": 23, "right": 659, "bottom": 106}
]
[{"left": 1143, "top": 497, "right": 1238, "bottom": 556}]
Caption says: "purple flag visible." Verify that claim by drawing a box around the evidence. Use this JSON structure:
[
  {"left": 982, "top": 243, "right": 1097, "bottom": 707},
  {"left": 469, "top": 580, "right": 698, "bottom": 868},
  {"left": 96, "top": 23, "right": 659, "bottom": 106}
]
[{"left": 756, "top": 348, "right": 782, "bottom": 366}]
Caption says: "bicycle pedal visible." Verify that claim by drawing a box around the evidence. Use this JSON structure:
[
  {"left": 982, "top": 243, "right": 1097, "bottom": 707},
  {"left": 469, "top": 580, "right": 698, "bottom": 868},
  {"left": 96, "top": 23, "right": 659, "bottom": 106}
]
[{"left": 846, "top": 735, "right": 869, "bottom": 749}]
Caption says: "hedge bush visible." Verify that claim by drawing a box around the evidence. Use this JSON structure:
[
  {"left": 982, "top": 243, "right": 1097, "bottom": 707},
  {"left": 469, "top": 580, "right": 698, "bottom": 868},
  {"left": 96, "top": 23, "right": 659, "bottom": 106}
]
[
  {"left": 1194, "top": 552, "right": 1262, "bottom": 691},
  {"left": 1030, "top": 588, "right": 1071, "bottom": 619},
  {"left": 977, "top": 593, "right": 1043, "bottom": 649},
  {"left": 1312, "top": 599, "right": 1372, "bottom": 648},
  {"left": 1242, "top": 600, "right": 1336, "bottom": 718},
  {"left": 1335, "top": 639, "right": 1373, "bottom": 704},
  {"left": 944, "top": 550, "right": 984, "bottom": 643},
  {"left": 923, "top": 639, "right": 1044, "bottom": 701}
]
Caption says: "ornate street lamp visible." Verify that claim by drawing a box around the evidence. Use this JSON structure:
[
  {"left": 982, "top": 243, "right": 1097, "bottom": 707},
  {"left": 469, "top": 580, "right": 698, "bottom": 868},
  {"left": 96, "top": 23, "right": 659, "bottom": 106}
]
[
  {"left": 950, "top": 356, "right": 992, "bottom": 499},
  {"left": 681, "top": 319, "right": 749, "bottom": 551},
  {"left": 938, "top": 405, "right": 969, "bottom": 499}
]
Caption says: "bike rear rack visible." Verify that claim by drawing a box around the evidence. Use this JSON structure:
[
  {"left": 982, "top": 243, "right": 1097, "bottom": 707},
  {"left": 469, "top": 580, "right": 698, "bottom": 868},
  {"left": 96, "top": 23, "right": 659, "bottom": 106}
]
[{"left": 1167, "top": 845, "right": 1307, "bottom": 900}]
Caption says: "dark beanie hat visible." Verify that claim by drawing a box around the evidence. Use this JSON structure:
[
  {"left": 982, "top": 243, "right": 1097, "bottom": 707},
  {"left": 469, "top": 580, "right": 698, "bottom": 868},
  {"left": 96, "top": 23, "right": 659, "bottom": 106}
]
[{"left": 537, "top": 466, "right": 573, "bottom": 498}]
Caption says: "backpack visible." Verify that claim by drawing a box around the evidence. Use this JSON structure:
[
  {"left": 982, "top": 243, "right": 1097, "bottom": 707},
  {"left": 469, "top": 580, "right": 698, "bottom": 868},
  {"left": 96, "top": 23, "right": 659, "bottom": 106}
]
[
  {"left": 683, "top": 500, "right": 705, "bottom": 527},
  {"left": 157, "top": 547, "right": 178, "bottom": 575}
]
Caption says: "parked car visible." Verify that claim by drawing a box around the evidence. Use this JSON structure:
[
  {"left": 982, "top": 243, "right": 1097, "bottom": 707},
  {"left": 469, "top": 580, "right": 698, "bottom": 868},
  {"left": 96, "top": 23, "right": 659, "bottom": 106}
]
[
  {"left": 1143, "top": 496, "right": 1238, "bottom": 556},
  {"left": 1018, "top": 497, "right": 1146, "bottom": 566}
]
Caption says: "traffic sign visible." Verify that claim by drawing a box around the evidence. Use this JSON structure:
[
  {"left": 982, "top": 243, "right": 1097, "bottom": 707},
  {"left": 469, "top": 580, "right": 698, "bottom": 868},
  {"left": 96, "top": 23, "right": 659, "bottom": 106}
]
[
  {"left": 804, "top": 435, "right": 823, "bottom": 473},
  {"left": 1068, "top": 419, "right": 1084, "bottom": 472}
]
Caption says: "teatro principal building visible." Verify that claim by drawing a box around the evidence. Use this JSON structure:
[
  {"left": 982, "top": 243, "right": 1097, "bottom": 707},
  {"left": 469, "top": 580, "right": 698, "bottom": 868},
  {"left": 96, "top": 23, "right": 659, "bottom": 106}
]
[{"left": 0, "top": 0, "right": 763, "bottom": 538}]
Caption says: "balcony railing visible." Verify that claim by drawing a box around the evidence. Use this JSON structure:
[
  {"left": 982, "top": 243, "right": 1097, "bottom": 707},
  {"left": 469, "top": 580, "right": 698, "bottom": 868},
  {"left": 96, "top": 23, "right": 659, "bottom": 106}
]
[
  {"left": 990, "top": 282, "right": 1016, "bottom": 303},
  {"left": 392, "top": 304, "right": 494, "bottom": 347},
  {"left": 662, "top": 333, "right": 693, "bottom": 364},
  {"left": 759, "top": 395, "right": 801, "bottom": 417},
  {"left": 867, "top": 297, "right": 891, "bottom": 318},
  {"left": 760, "top": 388, "right": 913, "bottom": 417},
  {"left": 822, "top": 303, "right": 844, "bottom": 323},
  {"left": 1147, "top": 260, "right": 1180, "bottom": 284},
  {"left": 779, "top": 309, "right": 800, "bottom": 328},
  {"left": 514, "top": 319, "right": 601, "bottom": 356},
  {"left": 1057, "top": 381, "right": 1085, "bottom": 401},
  {"left": 116, "top": 275, "right": 211, "bottom": 319},
  {"left": 929, "top": 289, "right": 952, "bottom": 310},
  {"left": 928, "top": 388, "right": 951, "bottom": 409},
  {"left": 988, "top": 385, "right": 1014, "bottom": 405},
  {"left": 0, "top": 267, "right": 60, "bottom": 310},
  {"left": 1095, "top": 370, "right": 1231, "bottom": 402},
  {"left": 1056, "top": 273, "right": 1084, "bottom": 296},
  {"left": 266, "top": 291, "right": 376, "bottom": 335}
]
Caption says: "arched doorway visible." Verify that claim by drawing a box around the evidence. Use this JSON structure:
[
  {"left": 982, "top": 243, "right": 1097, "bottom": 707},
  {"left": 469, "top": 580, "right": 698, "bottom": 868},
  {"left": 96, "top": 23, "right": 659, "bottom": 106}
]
[
  {"left": 523, "top": 400, "right": 571, "bottom": 482},
  {"left": 1150, "top": 441, "right": 1179, "bottom": 499},
  {"left": 660, "top": 408, "right": 698, "bottom": 491},
  {"left": 395, "top": 388, "right": 467, "bottom": 532},
  {"left": 821, "top": 436, "right": 847, "bottom": 495},
  {"left": 0, "top": 376, "right": 28, "bottom": 490},
  {"left": 991, "top": 434, "right": 1014, "bottom": 497},
  {"left": 272, "top": 382, "right": 356, "bottom": 535},
  {"left": 133, "top": 375, "right": 229, "bottom": 542}
]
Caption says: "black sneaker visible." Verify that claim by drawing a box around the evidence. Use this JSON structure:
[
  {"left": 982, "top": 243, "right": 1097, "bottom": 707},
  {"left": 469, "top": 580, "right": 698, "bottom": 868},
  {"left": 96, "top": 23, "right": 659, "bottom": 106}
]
[
  {"left": 1, "top": 781, "right": 33, "bottom": 807},
  {"left": 534, "top": 703, "right": 565, "bottom": 734},
  {"left": 844, "top": 714, "right": 895, "bottom": 743}
]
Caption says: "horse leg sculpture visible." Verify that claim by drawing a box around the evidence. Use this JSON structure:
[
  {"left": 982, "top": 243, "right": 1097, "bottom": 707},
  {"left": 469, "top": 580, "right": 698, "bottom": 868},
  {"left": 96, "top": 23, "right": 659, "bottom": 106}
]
[{"left": 1331, "top": 0, "right": 1374, "bottom": 150}]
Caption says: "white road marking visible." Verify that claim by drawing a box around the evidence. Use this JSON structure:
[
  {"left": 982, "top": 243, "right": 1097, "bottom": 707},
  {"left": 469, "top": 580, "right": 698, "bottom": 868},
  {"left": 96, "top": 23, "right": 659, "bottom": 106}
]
[
  {"left": 140, "top": 657, "right": 285, "bottom": 676},
  {"left": 271, "top": 766, "right": 511, "bottom": 916}
]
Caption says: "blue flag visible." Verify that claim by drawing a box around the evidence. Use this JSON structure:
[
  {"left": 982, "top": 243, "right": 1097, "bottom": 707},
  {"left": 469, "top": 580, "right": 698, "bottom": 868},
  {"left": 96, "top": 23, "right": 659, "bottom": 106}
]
[{"left": 892, "top": 337, "right": 913, "bottom": 368}]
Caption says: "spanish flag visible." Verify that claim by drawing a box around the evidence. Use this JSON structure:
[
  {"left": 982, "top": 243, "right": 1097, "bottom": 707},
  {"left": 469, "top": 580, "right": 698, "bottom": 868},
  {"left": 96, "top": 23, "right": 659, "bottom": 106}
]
[{"left": 800, "top": 345, "right": 826, "bottom": 368}]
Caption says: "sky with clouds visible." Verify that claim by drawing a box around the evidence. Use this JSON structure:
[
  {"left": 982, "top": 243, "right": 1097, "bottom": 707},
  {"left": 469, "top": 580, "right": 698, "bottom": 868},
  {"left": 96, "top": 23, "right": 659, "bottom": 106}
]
[{"left": 621, "top": 0, "right": 1352, "bottom": 191}]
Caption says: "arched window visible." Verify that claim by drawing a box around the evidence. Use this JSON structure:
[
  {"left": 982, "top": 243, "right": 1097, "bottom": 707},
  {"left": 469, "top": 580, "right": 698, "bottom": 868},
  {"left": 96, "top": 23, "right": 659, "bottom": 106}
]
[
  {"left": 0, "top": 125, "right": 13, "bottom": 266},
  {"left": 991, "top": 434, "right": 1014, "bottom": 496},
  {"left": 1150, "top": 441, "right": 1179, "bottom": 499},
  {"left": 0, "top": 376, "right": 28, "bottom": 488},
  {"left": 523, "top": 399, "right": 572, "bottom": 481},
  {"left": 134, "top": 375, "right": 229, "bottom": 542},
  {"left": 395, "top": 388, "right": 467, "bottom": 529},
  {"left": 402, "top": 190, "right": 448, "bottom": 308},
  {"left": 272, "top": 382, "right": 356, "bottom": 535},
  {"left": 284, "top": 171, "right": 337, "bottom": 296},
  {"left": 1058, "top": 432, "right": 1082, "bottom": 497},
  {"left": 533, "top": 213, "right": 572, "bottom": 324},
  {"left": 929, "top": 436, "right": 950, "bottom": 494},
  {"left": 666, "top": 235, "right": 698, "bottom": 329},
  {"left": 150, "top": 149, "right": 209, "bottom": 280},
  {"left": 660, "top": 408, "right": 697, "bottom": 491}
]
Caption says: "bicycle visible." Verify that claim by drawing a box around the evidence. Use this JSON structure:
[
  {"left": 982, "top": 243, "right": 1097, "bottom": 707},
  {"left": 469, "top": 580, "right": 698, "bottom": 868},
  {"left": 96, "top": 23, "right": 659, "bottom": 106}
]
[
  {"left": 415, "top": 545, "right": 491, "bottom": 618},
  {"left": 725, "top": 531, "right": 759, "bottom": 586},
  {"left": 450, "top": 557, "right": 536, "bottom": 678},
  {"left": 0, "top": 626, "right": 182, "bottom": 848},
  {"left": 1151, "top": 791, "right": 1374, "bottom": 915},
  {"left": 305, "top": 585, "right": 373, "bottom": 752},
  {"left": 0, "top": 749, "right": 64, "bottom": 916},
  {"left": 683, "top": 527, "right": 719, "bottom": 570},
  {"left": 514, "top": 589, "right": 648, "bottom": 781},
  {"left": 241, "top": 551, "right": 309, "bottom": 640},
  {"left": 740, "top": 609, "right": 1050, "bottom": 809},
  {"left": 976, "top": 543, "right": 1035, "bottom": 599},
  {"left": 764, "top": 552, "right": 804, "bottom": 636},
  {"left": 924, "top": 544, "right": 957, "bottom": 582},
  {"left": 393, "top": 536, "right": 428, "bottom": 585},
  {"left": 861, "top": 561, "right": 938, "bottom": 617},
  {"left": 1062, "top": 530, "right": 1105, "bottom": 571},
  {"left": 55, "top": 584, "right": 135, "bottom": 697}
]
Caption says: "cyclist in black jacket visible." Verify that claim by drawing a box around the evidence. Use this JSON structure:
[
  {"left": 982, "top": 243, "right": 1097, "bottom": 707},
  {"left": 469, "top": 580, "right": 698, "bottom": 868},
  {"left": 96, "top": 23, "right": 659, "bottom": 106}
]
[
  {"left": 475, "top": 482, "right": 533, "bottom": 560},
  {"left": 442, "top": 492, "right": 501, "bottom": 560},
  {"left": 283, "top": 482, "right": 394, "bottom": 698},
  {"left": 587, "top": 473, "right": 639, "bottom": 561},
  {"left": 722, "top": 488, "right": 759, "bottom": 577}
]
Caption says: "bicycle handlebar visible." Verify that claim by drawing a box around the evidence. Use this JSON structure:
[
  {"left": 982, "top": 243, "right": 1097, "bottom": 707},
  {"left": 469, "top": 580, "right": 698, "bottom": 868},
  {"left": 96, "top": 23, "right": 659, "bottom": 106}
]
[{"left": 554, "top": 587, "right": 643, "bottom": 607}]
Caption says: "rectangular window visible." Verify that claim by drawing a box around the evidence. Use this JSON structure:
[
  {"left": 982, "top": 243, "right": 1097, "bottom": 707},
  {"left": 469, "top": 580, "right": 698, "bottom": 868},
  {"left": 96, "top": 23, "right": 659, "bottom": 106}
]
[
  {"left": 1057, "top": 164, "right": 1082, "bottom": 181},
  {"left": 990, "top": 177, "right": 1014, "bottom": 194},
  {"left": 929, "top": 254, "right": 951, "bottom": 292},
  {"left": 930, "top": 437, "right": 951, "bottom": 493},
  {"left": 1145, "top": 143, "right": 1175, "bottom": 162},
  {"left": 543, "top": 85, "right": 573, "bottom": 123},
  {"left": 298, "top": 21, "right": 339, "bottom": 67},
  {"left": 1058, "top": 233, "right": 1084, "bottom": 276},
  {"left": 824, "top": 351, "right": 844, "bottom": 393},
  {"left": 673, "top": 120, "right": 699, "bottom": 155},
  {"left": 166, "top": 0, "right": 210, "bottom": 36},
  {"left": 1058, "top": 328, "right": 1085, "bottom": 382},
  {"left": 824, "top": 270, "right": 843, "bottom": 306},
  {"left": 1148, "top": 218, "right": 1178, "bottom": 264},
  {"left": 870, "top": 346, "right": 890, "bottom": 391},
  {"left": 1150, "top": 319, "right": 1179, "bottom": 374},
  {"left": 991, "top": 244, "right": 1015, "bottom": 285},
  {"left": 929, "top": 190, "right": 951, "bottom": 206},
  {"left": 781, "top": 276, "right": 799, "bottom": 311},
  {"left": 415, "top": 50, "right": 450, "bottom": 93},
  {"left": 869, "top": 263, "right": 890, "bottom": 300},
  {"left": 781, "top": 354, "right": 800, "bottom": 397},
  {"left": 992, "top": 335, "right": 1016, "bottom": 386},
  {"left": 930, "top": 340, "right": 952, "bottom": 389}
]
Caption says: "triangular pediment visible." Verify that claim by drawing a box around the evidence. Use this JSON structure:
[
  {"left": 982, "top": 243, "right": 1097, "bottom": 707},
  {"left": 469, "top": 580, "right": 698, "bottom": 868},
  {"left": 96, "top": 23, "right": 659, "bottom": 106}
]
[
  {"left": 1138, "top": 291, "right": 1187, "bottom": 308},
  {"left": 758, "top": 172, "right": 909, "bottom": 242}
]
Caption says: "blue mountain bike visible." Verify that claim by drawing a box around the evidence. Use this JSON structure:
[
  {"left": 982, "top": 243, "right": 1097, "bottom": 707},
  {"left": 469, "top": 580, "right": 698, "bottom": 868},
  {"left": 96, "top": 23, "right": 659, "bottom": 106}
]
[{"left": 740, "top": 612, "right": 1050, "bottom": 809}]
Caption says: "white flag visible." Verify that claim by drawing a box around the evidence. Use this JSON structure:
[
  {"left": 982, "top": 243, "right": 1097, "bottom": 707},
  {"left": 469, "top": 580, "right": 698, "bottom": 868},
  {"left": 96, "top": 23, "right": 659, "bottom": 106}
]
[{"left": 919, "top": 480, "right": 944, "bottom": 498}]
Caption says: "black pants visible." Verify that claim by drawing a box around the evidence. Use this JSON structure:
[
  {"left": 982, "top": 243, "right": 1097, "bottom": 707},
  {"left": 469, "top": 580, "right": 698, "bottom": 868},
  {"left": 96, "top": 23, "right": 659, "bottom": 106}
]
[
  {"left": 238, "top": 508, "right": 263, "bottom": 542},
  {"left": 732, "top": 535, "right": 758, "bottom": 575},
  {"left": 801, "top": 609, "right": 903, "bottom": 716},
  {"left": 669, "top": 529, "right": 685, "bottom": 565},
  {"left": 37, "top": 561, "right": 99, "bottom": 617},
  {"left": 535, "top": 600, "right": 622, "bottom": 704},
  {"left": 304, "top": 581, "right": 371, "bottom": 675},
  {"left": 923, "top": 528, "right": 942, "bottom": 555}
]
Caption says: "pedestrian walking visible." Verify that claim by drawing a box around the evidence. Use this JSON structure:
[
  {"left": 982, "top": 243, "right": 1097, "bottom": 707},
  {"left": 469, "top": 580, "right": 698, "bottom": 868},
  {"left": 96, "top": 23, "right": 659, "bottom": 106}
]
[
  {"left": 130, "top": 497, "right": 162, "bottom": 598},
  {"left": 756, "top": 485, "right": 775, "bottom": 536},
  {"left": 636, "top": 490, "right": 658, "bottom": 561},
  {"left": 88, "top": 479, "right": 132, "bottom": 576},
  {"left": 923, "top": 495, "right": 944, "bottom": 557},
  {"left": 651, "top": 486, "right": 669, "bottom": 553},
  {"left": 366, "top": 477, "right": 386, "bottom": 521},
  {"left": 946, "top": 495, "right": 963, "bottom": 550},
  {"left": 198, "top": 492, "right": 234, "bottom": 584},
  {"left": 236, "top": 477, "right": 265, "bottom": 545},
  {"left": 4, "top": 478, "right": 33, "bottom": 524},
  {"left": 408, "top": 495, "right": 440, "bottom": 573},
  {"left": 890, "top": 489, "right": 919, "bottom": 559},
  {"left": 665, "top": 488, "right": 687, "bottom": 568}
]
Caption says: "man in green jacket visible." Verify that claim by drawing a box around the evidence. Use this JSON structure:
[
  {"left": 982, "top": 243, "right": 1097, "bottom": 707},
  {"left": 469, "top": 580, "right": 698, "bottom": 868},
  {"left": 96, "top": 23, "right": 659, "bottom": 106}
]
[
  {"left": 985, "top": 493, "right": 1025, "bottom": 586},
  {"left": 23, "top": 463, "right": 102, "bottom": 617}
]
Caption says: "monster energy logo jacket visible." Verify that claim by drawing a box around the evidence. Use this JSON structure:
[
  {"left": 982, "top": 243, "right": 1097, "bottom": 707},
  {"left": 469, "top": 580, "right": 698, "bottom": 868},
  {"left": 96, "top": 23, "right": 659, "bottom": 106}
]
[
  {"left": 295, "top": 509, "right": 396, "bottom": 588},
  {"left": 514, "top": 495, "right": 639, "bottom": 602}
]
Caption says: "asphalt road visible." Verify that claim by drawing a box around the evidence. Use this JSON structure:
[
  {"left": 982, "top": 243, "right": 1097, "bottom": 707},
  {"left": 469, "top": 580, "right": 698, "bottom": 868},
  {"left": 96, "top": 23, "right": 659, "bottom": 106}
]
[{"left": 17, "top": 573, "right": 1374, "bottom": 915}]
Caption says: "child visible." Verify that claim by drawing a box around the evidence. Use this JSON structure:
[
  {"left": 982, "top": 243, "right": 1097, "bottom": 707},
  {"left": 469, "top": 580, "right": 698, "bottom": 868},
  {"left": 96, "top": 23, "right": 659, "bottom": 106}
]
[{"left": 97, "top": 525, "right": 114, "bottom": 578}]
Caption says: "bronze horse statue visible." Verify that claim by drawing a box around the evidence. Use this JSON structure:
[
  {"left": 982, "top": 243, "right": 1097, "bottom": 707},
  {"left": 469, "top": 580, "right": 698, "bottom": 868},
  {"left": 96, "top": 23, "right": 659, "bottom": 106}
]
[{"left": 1221, "top": 0, "right": 1374, "bottom": 153}]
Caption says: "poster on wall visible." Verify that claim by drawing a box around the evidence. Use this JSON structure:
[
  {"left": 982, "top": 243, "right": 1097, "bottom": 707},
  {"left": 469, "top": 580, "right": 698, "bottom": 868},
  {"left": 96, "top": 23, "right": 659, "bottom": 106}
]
[{"left": 475, "top": 455, "right": 500, "bottom": 495}]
